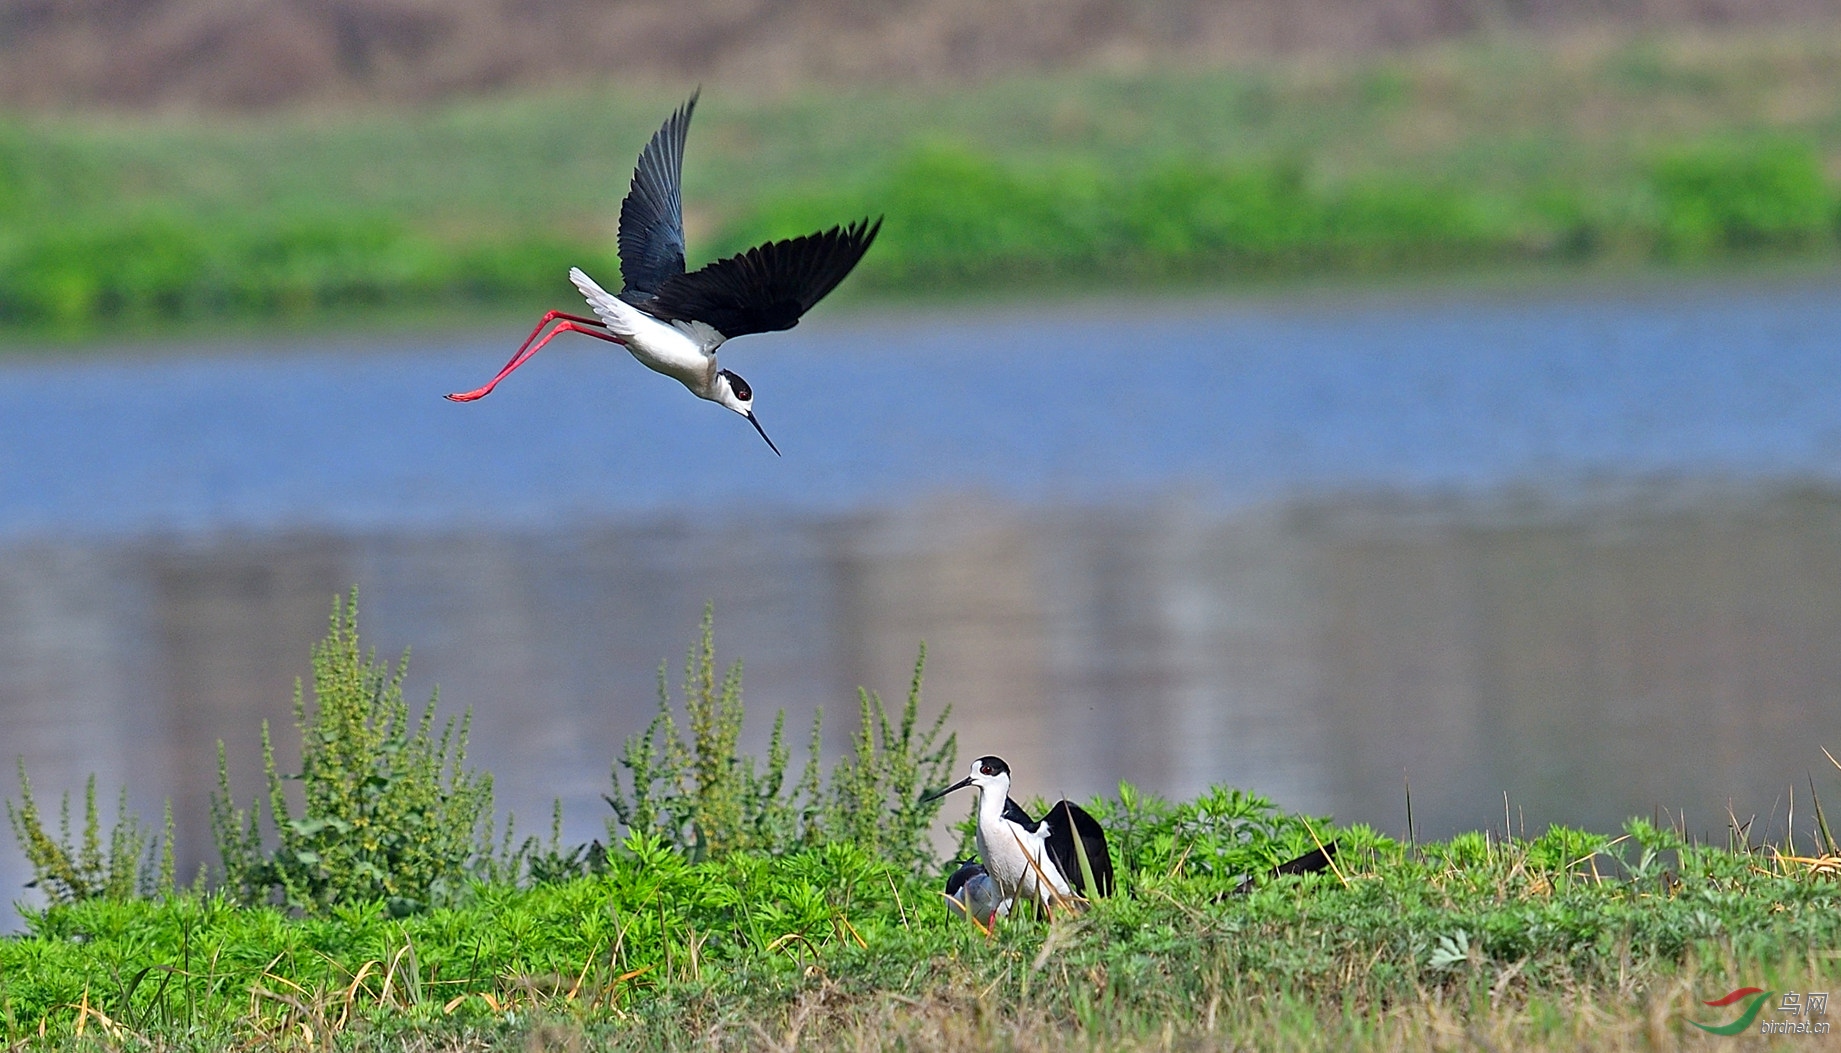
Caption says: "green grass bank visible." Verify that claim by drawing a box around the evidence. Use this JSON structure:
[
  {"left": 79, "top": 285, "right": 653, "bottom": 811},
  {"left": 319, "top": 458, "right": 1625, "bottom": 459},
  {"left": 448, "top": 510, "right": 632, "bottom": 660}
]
[
  {"left": 9, "top": 25, "right": 1841, "bottom": 336},
  {"left": 2, "top": 596, "right": 1838, "bottom": 1050}
]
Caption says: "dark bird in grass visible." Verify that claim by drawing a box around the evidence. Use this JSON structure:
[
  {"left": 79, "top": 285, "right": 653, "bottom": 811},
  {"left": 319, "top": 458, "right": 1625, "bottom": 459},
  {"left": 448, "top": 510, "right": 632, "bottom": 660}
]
[
  {"left": 1228, "top": 841, "right": 1340, "bottom": 896},
  {"left": 446, "top": 90, "right": 882, "bottom": 456},
  {"left": 942, "top": 859, "right": 1003, "bottom": 930},
  {"left": 925, "top": 755, "right": 1114, "bottom": 920}
]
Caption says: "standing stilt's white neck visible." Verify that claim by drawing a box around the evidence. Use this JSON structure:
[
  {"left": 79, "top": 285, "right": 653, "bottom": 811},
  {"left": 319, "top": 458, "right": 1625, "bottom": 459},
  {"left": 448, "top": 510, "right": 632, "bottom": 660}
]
[
  {"left": 976, "top": 782, "right": 1008, "bottom": 825},
  {"left": 971, "top": 781, "right": 1018, "bottom": 898}
]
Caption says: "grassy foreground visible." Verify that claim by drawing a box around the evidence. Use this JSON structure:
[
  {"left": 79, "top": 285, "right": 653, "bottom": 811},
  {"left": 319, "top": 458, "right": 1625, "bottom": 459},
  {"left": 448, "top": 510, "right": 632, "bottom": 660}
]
[
  {"left": 3, "top": 826, "right": 1838, "bottom": 1051},
  {"left": 9, "top": 25, "right": 1841, "bottom": 334},
  {"left": 2, "top": 596, "right": 1839, "bottom": 1050}
]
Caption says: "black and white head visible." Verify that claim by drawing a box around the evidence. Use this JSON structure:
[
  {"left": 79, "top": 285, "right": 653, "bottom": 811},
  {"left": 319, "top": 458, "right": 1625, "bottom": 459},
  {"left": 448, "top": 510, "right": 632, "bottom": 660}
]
[
  {"left": 925, "top": 755, "right": 1012, "bottom": 802},
  {"left": 711, "top": 368, "right": 779, "bottom": 456}
]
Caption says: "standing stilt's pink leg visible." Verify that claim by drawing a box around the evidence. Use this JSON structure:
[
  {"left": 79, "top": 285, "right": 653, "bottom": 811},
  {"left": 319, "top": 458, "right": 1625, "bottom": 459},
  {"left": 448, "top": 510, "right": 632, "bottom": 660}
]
[{"left": 445, "top": 312, "right": 625, "bottom": 402}]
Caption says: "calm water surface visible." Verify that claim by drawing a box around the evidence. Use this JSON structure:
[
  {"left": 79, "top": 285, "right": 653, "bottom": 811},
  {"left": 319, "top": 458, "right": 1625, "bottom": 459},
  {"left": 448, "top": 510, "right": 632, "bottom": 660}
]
[{"left": 4, "top": 279, "right": 1841, "bottom": 925}]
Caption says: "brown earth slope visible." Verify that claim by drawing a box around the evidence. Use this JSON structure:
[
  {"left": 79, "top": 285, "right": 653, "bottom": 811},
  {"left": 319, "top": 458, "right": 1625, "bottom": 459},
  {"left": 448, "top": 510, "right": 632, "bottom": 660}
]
[{"left": 4, "top": 0, "right": 1841, "bottom": 112}]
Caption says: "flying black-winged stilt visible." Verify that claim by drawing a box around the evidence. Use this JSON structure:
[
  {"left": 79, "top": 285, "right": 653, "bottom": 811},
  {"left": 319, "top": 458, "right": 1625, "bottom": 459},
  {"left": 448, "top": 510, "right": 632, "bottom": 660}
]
[
  {"left": 925, "top": 755, "right": 1114, "bottom": 920},
  {"left": 445, "top": 91, "right": 882, "bottom": 456}
]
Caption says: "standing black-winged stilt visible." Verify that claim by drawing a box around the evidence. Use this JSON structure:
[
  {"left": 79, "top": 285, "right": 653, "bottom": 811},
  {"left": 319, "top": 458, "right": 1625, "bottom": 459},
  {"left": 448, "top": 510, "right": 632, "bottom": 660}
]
[
  {"left": 445, "top": 90, "right": 882, "bottom": 456},
  {"left": 925, "top": 755, "right": 1114, "bottom": 919}
]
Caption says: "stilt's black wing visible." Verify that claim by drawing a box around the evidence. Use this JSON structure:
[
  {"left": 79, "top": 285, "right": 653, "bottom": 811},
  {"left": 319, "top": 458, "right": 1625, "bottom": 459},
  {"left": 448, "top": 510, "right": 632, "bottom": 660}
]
[
  {"left": 1270, "top": 842, "right": 1338, "bottom": 878},
  {"left": 1043, "top": 800, "right": 1114, "bottom": 898},
  {"left": 1229, "top": 841, "right": 1339, "bottom": 896},
  {"left": 618, "top": 92, "right": 696, "bottom": 298},
  {"left": 1002, "top": 797, "right": 1038, "bottom": 831},
  {"left": 643, "top": 218, "right": 881, "bottom": 339}
]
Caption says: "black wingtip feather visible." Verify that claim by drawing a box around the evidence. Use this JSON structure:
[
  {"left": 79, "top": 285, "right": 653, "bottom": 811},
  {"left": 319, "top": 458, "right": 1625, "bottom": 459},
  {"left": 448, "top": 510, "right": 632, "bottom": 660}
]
[{"left": 643, "top": 216, "right": 883, "bottom": 339}]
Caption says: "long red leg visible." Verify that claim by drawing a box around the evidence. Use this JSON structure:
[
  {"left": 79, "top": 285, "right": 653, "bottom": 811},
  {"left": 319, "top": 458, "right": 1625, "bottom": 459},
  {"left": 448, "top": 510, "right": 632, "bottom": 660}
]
[{"left": 445, "top": 311, "right": 625, "bottom": 402}]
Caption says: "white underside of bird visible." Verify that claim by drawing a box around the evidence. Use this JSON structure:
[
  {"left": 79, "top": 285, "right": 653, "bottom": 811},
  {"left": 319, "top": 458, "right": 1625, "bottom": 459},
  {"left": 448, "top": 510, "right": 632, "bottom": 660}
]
[
  {"left": 972, "top": 783, "right": 1074, "bottom": 914},
  {"left": 570, "top": 267, "right": 729, "bottom": 402}
]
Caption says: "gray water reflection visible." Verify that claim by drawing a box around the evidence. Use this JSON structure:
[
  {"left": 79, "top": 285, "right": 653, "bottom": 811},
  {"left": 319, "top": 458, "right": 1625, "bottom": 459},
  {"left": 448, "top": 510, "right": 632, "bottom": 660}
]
[{"left": 6, "top": 484, "right": 1839, "bottom": 923}]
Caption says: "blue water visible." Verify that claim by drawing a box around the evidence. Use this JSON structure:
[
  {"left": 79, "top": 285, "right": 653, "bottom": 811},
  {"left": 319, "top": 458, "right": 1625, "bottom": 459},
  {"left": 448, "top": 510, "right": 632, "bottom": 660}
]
[{"left": 4, "top": 279, "right": 1840, "bottom": 538}]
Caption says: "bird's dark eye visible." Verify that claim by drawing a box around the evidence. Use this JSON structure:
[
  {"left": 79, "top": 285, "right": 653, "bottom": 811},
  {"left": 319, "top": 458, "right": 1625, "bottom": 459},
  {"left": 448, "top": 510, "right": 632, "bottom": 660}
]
[
  {"left": 725, "top": 373, "right": 752, "bottom": 400},
  {"left": 980, "top": 762, "right": 998, "bottom": 775}
]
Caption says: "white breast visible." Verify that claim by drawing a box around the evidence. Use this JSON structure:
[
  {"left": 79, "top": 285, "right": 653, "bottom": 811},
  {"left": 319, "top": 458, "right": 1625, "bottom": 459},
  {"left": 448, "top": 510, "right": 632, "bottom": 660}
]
[
  {"left": 976, "top": 816, "right": 1070, "bottom": 911},
  {"left": 622, "top": 316, "right": 718, "bottom": 389}
]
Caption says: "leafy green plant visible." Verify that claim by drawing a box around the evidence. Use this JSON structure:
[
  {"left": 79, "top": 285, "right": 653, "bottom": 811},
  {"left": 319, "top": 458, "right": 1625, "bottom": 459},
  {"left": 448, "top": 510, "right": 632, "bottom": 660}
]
[
  {"left": 1441, "top": 829, "right": 1494, "bottom": 869},
  {"left": 608, "top": 606, "right": 954, "bottom": 867},
  {"left": 1522, "top": 823, "right": 1610, "bottom": 876},
  {"left": 815, "top": 645, "right": 956, "bottom": 873},
  {"left": 516, "top": 799, "right": 608, "bottom": 885},
  {"left": 210, "top": 588, "right": 492, "bottom": 915},
  {"left": 1077, "top": 782, "right": 1347, "bottom": 890},
  {"left": 607, "top": 604, "right": 804, "bottom": 860},
  {"left": 5, "top": 760, "right": 174, "bottom": 905}
]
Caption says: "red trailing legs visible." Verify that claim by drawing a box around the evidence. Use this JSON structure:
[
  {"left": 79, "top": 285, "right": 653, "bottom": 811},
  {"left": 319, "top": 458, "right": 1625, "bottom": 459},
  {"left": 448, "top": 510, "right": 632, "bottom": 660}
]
[{"left": 445, "top": 311, "right": 626, "bottom": 402}]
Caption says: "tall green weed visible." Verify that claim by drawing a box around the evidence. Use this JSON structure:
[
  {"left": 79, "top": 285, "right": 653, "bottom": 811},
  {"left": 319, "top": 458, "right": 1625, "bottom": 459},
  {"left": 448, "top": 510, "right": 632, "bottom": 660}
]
[
  {"left": 5, "top": 762, "right": 175, "bottom": 904},
  {"left": 608, "top": 605, "right": 955, "bottom": 869},
  {"left": 819, "top": 646, "right": 955, "bottom": 874},
  {"left": 210, "top": 589, "right": 492, "bottom": 915}
]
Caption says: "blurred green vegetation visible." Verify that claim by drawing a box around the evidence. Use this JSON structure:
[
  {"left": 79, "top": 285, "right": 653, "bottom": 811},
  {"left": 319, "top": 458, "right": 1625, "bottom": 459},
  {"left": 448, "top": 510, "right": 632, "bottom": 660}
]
[
  {"left": 716, "top": 145, "right": 1527, "bottom": 288},
  {"left": 8, "top": 26, "right": 1841, "bottom": 335}
]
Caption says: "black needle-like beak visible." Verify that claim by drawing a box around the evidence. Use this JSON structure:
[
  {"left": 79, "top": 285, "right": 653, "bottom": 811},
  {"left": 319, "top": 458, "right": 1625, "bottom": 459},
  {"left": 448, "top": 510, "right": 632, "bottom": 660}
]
[
  {"left": 923, "top": 776, "right": 974, "bottom": 803},
  {"left": 745, "top": 411, "right": 781, "bottom": 457}
]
